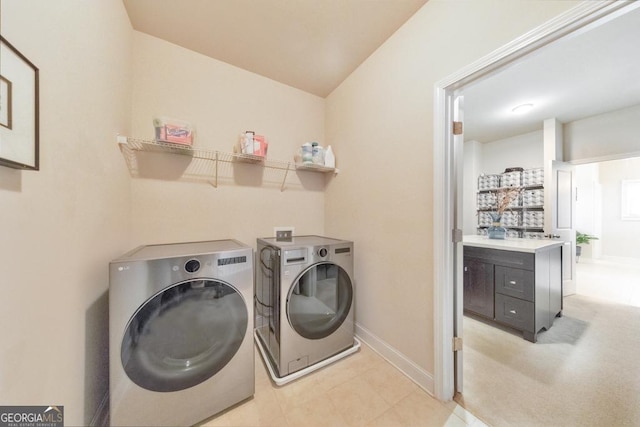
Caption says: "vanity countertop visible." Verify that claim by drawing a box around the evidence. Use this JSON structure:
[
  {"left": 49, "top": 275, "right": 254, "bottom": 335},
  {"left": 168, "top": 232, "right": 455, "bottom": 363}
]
[{"left": 463, "top": 235, "right": 564, "bottom": 253}]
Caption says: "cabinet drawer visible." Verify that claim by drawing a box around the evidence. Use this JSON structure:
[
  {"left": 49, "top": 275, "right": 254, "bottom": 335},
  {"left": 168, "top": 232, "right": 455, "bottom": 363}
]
[
  {"left": 495, "top": 266, "right": 534, "bottom": 302},
  {"left": 495, "top": 294, "right": 534, "bottom": 332},
  {"left": 464, "top": 246, "right": 534, "bottom": 270}
]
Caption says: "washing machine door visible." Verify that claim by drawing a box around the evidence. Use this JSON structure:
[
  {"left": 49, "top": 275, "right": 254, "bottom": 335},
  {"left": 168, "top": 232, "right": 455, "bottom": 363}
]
[
  {"left": 121, "top": 279, "right": 248, "bottom": 392},
  {"left": 287, "top": 262, "right": 353, "bottom": 340}
]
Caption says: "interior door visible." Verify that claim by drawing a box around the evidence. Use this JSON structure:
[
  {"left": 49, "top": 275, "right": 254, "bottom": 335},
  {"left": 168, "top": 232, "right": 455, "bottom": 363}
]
[
  {"left": 549, "top": 160, "right": 576, "bottom": 295},
  {"left": 452, "top": 95, "right": 464, "bottom": 393}
]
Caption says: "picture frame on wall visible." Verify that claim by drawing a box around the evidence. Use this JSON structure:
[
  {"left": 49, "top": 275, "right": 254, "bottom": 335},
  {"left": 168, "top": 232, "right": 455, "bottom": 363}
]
[{"left": 0, "top": 36, "right": 39, "bottom": 170}]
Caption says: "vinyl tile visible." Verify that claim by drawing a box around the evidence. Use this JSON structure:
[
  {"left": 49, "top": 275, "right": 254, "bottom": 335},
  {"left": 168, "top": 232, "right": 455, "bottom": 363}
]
[{"left": 199, "top": 341, "right": 474, "bottom": 427}]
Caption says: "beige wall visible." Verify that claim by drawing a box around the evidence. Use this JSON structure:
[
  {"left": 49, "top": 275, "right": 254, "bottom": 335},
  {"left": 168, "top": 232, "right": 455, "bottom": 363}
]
[
  {"left": 129, "top": 32, "right": 327, "bottom": 247},
  {"left": 325, "top": 0, "right": 578, "bottom": 385},
  {"left": 0, "top": 1, "right": 132, "bottom": 425}
]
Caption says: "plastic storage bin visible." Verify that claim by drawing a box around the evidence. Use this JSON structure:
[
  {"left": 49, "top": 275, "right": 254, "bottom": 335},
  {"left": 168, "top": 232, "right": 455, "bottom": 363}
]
[{"left": 154, "top": 117, "right": 194, "bottom": 146}]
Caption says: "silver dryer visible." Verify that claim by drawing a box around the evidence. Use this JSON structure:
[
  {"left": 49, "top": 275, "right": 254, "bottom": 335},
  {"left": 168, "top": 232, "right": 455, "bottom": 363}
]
[
  {"left": 255, "top": 235, "right": 355, "bottom": 380},
  {"left": 109, "top": 240, "right": 254, "bottom": 426}
]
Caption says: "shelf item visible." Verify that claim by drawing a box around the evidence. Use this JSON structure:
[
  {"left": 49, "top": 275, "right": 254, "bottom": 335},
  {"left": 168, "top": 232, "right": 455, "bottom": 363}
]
[
  {"left": 153, "top": 116, "right": 194, "bottom": 146},
  {"left": 522, "top": 167, "right": 544, "bottom": 187},
  {"left": 478, "top": 174, "right": 501, "bottom": 191},
  {"left": 476, "top": 168, "right": 545, "bottom": 238},
  {"left": 117, "top": 136, "right": 337, "bottom": 191},
  {"left": 501, "top": 171, "right": 522, "bottom": 187}
]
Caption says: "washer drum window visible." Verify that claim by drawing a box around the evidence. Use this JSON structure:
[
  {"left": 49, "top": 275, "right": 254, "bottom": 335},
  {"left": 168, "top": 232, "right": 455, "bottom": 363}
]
[
  {"left": 287, "top": 262, "right": 353, "bottom": 340},
  {"left": 121, "top": 279, "right": 248, "bottom": 392}
]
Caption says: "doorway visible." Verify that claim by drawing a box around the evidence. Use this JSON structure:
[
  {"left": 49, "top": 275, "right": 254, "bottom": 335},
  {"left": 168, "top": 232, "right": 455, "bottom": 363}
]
[
  {"left": 434, "top": 0, "right": 640, "bottom": 402},
  {"left": 574, "top": 157, "right": 640, "bottom": 307}
]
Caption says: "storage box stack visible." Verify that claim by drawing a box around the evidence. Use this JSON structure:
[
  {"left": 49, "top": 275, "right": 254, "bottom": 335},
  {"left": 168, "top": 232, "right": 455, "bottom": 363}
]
[
  {"left": 501, "top": 171, "right": 522, "bottom": 187},
  {"left": 478, "top": 212, "right": 493, "bottom": 227},
  {"left": 508, "top": 191, "right": 522, "bottom": 208},
  {"left": 523, "top": 211, "right": 544, "bottom": 229},
  {"left": 506, "top": 229, "right": 521, "bottom": 238},
  {"left": 478, "top": 174, "right": 500, "bottom": 190},
  {"left": 502, "top": 211, "right": 521, "bottom": 228},
  {"left": 477, "top": 228, "right": 488, "bottom": 236},
  {"left": 477, "top": 192, "right": 498, "bottom": 210},
  {"left": 522, "top": 189, "right": 544, "bottom": 207},
  {"left": 522, "top": 167, "right": 544, "bottom": 187}
]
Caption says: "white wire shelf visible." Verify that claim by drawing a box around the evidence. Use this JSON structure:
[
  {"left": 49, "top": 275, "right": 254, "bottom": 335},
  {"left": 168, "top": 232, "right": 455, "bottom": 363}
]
[{"left": 117, "top": 136, "right": 337, "bottom": 191}]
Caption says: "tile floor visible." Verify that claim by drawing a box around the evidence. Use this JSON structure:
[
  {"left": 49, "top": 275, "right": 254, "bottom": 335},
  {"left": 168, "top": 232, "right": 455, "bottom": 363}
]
[{"left": 198, "top": 343, "right": 488, "bottom": 427}]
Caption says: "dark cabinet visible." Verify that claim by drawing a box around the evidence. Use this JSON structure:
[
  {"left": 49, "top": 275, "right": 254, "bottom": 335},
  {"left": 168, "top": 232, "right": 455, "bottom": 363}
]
[
  {"left": 463, "top": 258, "right": 494, "bottom": 319},
  {"left": 463, "top": 244, "right": 562, "bottom": 342}
]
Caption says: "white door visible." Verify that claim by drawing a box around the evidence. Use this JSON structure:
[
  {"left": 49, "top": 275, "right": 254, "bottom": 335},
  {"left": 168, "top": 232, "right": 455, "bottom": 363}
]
[
  {"left": 453, "top": 95, "right": 464, "bottom": 393},
  {"left": 549, "top": 160, "right": 576, "bottom": 295}
]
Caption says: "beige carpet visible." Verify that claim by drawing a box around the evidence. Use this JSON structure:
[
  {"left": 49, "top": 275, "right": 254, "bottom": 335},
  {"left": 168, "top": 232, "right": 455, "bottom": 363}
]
[{"left": 456, "top": 294, "right": 640, "bottom": 427}]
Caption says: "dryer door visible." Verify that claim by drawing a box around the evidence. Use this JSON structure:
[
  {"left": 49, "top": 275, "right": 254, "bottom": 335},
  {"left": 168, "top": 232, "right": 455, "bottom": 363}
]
[
  {"left": 121, "top": 279, "right": 248, "bottom": 392},
  {"left": 287, "top": 262, "right": 353, "bottom": 340}
]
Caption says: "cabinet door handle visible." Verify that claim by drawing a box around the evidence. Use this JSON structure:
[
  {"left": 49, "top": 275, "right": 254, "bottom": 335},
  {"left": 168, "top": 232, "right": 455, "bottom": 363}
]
[
  {"left": 509, "top": 309, "right": 517, "bottom": 314},
  {"left": 509, "top": 280, "right": 517, "bottom": 285}
]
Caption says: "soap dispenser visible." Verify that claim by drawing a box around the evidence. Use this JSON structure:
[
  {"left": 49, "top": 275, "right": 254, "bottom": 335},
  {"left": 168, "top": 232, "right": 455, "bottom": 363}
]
[{"left": 324, "top": 145, "right": 335, "bottom": 168}]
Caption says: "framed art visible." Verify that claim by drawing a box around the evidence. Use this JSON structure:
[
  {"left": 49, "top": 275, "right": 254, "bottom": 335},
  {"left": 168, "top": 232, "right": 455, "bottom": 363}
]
[{"left": 0, "top": 36, "right": 39, "bottom": 170}]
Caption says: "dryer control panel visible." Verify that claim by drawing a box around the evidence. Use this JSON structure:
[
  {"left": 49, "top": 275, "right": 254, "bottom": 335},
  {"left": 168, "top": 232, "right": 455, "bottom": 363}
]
[{"left": 284, "top": 248, "right": 307, "bottom": 265}]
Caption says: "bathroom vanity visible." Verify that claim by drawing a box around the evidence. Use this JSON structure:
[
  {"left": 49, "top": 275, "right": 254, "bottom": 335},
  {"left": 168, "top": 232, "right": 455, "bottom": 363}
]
[{"left": 463, "top": 235, "right": 563, "bottom": 342}]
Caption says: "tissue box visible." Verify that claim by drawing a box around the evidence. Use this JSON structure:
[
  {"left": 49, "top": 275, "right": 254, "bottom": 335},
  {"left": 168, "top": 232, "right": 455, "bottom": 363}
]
[{"left": 154, "top": 117, "right": 194, "bottom": 146}]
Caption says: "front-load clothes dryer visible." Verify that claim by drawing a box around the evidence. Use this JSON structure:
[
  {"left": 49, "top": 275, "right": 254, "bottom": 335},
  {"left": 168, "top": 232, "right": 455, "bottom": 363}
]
[
  {"left": 109, "top": 240, "right": 254, "bottom": 427},
  {"left": 255, "top": 235, "right": 357, "bottom": 383}
]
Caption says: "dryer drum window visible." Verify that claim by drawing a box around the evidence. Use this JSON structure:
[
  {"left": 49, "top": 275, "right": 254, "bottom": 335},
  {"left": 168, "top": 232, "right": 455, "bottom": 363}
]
[
  {"left": 121, "top": 279, "right": 248, "bottom": 392},
  {"left": 287, "top": 262, "right": 353, "bottom": 340}
]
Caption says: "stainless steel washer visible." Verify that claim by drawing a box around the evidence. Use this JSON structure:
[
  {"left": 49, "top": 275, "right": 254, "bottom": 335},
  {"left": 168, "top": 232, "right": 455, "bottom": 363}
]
[
  {"left": 109, "top": 240, "right": 254, "bottom": 426},
  {"left": 255, "top": 235, "right": 355, "bottom": 381}
]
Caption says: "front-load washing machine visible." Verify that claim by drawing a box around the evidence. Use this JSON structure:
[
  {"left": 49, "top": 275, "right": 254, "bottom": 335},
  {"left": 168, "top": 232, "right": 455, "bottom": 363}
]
[
  {"left": 109, "top": 240, "right": 254, "bottom": 427},
  {"left": 255, "top": 235, "right": 357, "bottom": 384}
]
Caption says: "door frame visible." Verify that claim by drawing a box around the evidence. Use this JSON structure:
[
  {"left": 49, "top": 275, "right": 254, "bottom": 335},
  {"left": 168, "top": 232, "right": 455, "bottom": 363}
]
[{"left": 432, "top": 0, "right": 637, "bottom": 400}]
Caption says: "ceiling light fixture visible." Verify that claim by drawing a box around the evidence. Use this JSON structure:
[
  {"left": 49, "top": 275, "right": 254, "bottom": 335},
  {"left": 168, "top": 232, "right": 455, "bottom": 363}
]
[{"left": 512, "top": 103, "right": 534, "bottom": 114}]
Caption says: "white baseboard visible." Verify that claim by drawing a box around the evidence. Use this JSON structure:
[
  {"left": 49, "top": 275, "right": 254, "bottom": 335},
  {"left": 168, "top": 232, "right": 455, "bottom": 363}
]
[
  {"left": 355, "top": 323, "right": 434, "bottom": 396},
  {"left": 90, "top": 392, "right": 109, "bottom": 427}
]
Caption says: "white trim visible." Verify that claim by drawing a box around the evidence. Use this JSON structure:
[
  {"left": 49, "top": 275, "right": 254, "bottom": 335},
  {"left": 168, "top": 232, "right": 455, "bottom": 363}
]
[
  {"left": 435, "top": 1, "right": 627, "bottom": 91},
  {"left": 433, "top": 0, "right": 636, "bottom": 402},
  {"left": 567, "top": 150, "right": 640, "bottom": 166},
  {"left": 433, "top": 86, "right": 455, "bottom": 401},
  {"left": 355, "top": 323, "right": 434, "bottom": 395}
]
